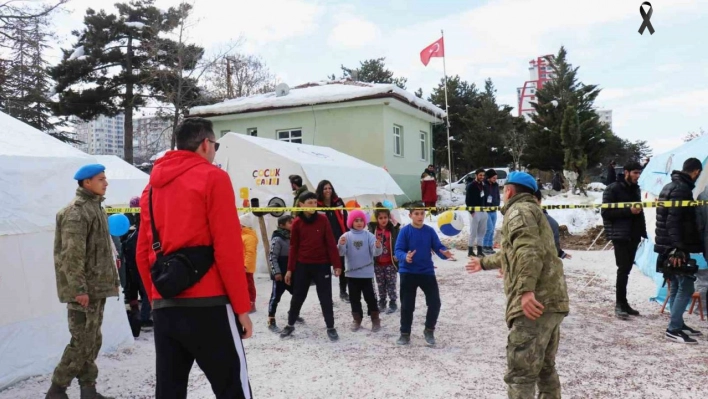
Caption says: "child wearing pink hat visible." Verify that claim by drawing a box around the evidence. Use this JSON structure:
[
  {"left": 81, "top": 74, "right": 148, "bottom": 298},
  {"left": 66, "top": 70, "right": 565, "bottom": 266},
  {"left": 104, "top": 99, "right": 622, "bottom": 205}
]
[{"left": 337, "top": 209, "right": 383, "bottom": 332}]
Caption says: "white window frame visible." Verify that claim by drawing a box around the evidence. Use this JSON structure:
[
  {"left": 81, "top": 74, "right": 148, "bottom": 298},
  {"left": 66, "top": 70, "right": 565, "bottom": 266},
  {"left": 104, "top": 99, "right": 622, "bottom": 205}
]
[
  {"left": 277, "top": 128, "right": 302, "bottom": 144},
  {"left": 247, "top": 127, "right": 257, "bottom": 137},
  {"left": 393, "top": 125, "right": 403, "bottom": 157},
  {"left": 419, "top": 131, "right": 428, "bottom": 161}
]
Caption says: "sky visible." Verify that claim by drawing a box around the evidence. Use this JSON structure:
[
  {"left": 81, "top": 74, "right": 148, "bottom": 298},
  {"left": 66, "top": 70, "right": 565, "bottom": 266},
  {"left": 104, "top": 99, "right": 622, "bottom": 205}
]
[{"left": 47, "top": 0, "right": 708, "bottom": 154}]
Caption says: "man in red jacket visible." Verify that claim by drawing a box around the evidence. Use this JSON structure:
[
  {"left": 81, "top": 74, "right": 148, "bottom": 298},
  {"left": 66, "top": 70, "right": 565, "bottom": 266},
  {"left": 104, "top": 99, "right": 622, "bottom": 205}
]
[
  {"left": 281, "top": 191, "right": 343, "bottom": 341},
  {"left": 136, "top": 118, "right": 253, "bottom": 399}
]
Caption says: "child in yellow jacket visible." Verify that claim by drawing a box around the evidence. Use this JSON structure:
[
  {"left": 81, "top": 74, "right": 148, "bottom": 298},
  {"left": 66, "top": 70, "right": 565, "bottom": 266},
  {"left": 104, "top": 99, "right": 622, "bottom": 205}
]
[{"left": 240, "top": 213, "right": 259, "bottom": 313}]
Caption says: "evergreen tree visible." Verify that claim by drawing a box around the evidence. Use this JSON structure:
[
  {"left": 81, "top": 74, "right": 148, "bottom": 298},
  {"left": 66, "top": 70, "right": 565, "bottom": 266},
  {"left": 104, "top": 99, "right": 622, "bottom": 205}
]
[
  {"left": 49, "top": 0, "right": 181, "bottom": 163},
  {"left": 337, "top": 57, "right": 407, "bottom": 89},
  {"left": 414, "top": 88, "right": 423, "bottom": 98}
]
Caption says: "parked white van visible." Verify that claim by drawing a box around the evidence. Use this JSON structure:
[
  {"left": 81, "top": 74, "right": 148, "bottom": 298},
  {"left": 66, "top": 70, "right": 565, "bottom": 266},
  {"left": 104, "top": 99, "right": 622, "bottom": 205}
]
[{"left": 447, "top": 167, "right": 510, "bottom": 192}]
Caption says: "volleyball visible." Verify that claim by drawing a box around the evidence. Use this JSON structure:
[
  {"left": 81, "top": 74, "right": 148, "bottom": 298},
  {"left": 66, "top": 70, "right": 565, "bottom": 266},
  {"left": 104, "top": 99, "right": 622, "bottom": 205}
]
[{"left": 437, "top": 211, "right": 464, "bottom": 236}]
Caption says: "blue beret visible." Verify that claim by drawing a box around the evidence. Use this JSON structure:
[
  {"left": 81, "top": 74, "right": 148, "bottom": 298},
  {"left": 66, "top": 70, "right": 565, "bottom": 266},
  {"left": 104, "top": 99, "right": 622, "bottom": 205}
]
[
  {"left": 507, "top": 171, "right": 538, "bottom": 192},
  {"left": 74, "top": 164, "right": 106, "bottom": 181}
]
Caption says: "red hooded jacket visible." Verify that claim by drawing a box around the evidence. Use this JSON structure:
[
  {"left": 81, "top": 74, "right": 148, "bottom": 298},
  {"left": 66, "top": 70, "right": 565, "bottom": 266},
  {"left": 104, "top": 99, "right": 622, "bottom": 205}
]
[{"left": 136, "top": 150, "right": 250, "bottom": 314}]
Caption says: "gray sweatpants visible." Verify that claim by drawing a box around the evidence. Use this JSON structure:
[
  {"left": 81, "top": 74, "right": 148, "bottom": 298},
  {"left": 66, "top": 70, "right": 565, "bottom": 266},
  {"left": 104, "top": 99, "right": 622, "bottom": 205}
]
[{"left": 468, "top": 212, "right": 488, "bottom": 247}]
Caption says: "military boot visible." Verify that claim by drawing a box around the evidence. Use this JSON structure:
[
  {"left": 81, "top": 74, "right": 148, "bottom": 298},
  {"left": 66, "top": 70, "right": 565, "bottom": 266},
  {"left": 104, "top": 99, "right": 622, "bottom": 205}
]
[
  {"left": 351, "top": 312, "right": 363, "bottom": 332},
  {"left": 80, "top": 385, "right": 114, "bottom": 399},
  {"left": 371, "top": 311, "right": 381, "bottom": 332},
  {"left": 477, "top": 246, "right": 486, "bottom": 258},
  {"left": 468, "top": 246, "right": 476, "bottom": 257},
  {"left": 45, "top": 383, "right": 69, "bottom": 399}
]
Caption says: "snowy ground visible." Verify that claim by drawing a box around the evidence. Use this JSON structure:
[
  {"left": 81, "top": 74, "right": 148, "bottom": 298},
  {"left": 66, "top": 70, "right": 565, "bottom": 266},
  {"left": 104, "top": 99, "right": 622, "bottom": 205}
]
[{"left": 4, "top": 250, "right": 708, "bottom": 399}]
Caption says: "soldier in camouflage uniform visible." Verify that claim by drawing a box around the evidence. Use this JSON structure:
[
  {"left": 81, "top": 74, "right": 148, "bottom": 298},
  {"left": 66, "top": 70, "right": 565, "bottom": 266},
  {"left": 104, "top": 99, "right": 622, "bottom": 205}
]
[
  {"left": 467, "top": 172, "right": 569, "bottom": 399},
  {"left": 46, "top": 164, "right": 119, "bottom": 399}
]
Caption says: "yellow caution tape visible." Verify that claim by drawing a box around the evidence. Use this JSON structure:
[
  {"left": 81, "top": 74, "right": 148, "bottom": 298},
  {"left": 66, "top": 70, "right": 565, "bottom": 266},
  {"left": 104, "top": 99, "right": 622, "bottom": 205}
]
[{"left": 105, "top": 200, "right": 708, "bottom": 214}]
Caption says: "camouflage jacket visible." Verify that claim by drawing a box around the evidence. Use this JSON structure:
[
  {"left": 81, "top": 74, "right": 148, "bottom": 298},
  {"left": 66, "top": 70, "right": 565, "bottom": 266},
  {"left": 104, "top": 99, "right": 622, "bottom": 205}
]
[
  {"left": 53, "top": 187, "right": 120, "bottom": 303},
  {"left": 481, "top": 193, "right": 569, "bottom": 327}
]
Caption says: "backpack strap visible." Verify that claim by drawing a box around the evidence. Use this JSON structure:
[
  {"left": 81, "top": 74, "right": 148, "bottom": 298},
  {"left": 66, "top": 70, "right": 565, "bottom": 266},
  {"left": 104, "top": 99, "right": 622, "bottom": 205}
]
[{"left": 148, "top": 187, "right": 163, "bottom": 256}]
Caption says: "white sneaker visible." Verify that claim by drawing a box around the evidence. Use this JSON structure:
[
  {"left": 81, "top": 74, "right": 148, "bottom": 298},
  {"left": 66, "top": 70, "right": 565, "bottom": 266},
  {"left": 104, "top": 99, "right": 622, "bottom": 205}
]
[{"left": 666, "top": 329, "right": 698, "bottom": 344}]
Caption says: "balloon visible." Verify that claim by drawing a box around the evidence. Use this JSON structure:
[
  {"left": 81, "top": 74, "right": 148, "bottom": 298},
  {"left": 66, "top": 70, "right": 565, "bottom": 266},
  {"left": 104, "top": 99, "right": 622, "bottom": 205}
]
[
  {"left": 108, "top": 213, "right": 130, "bottom": 237},
  {"left": 345, "top": 200, "right": 360, "bottom": 209},
  {"left": 437, "top": 211, "right": 464, "bottom": 237},
  {"left": 382, "top": 200, "right": 394, "bottom": 210}
]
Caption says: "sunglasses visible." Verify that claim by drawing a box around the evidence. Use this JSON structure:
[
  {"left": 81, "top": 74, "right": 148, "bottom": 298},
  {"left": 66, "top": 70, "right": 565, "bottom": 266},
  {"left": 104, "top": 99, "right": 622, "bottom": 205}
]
[{"left": 207, "top": 139, "right": 220, "bottom": 151}]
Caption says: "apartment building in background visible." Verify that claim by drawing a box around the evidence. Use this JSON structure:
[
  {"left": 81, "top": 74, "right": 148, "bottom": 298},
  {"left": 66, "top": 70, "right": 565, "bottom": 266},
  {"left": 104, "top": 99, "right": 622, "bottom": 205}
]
[
  {"left": 134, "top": 113, "right": 173, "bottom": 164},
  {"left": 74, "top": 114, "right": 125, "bottom": 158}
]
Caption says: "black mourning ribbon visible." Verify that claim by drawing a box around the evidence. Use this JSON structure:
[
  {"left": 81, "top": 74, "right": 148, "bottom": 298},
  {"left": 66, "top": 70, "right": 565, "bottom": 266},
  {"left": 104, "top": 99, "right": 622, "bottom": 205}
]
[{"left": 638, "top": 2, "right": 655, "bottom": 35}]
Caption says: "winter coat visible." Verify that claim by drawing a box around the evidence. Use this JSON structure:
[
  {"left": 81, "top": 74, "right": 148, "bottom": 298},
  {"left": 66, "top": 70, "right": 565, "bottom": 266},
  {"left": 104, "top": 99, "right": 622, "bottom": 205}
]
[
  {"left": 318, "top": 197, "right": 348, "bottom": 240},
  {"left": 421, "top": 180, "right": 437, "bottom": 203},
  {"left": 268, "top": 229, "right": 290, "bottom": 278},
  {"left": 288, "top": 212, "right": 342, "bottom": 272},
  {"left": 54, "top": 187, "right": 120, "bottom": 304},
  {"left": 654, "top": 171, "right": 702, "bottom": 255},
  {"left": 465, "top": 180, "right": 488, "bottom": 213},
  {"left": 484, "top": 180, "right": 501, "bottom": 209},
  {"left": 552, "top": 174, "right": 563, "bottom": 192},
  {"left": 543, "top": 211, "right": 567, "bottom": 259},
  {"left": 368, "top": 221, "right": 401, "bottom": 267},
  {"left": 695, "top": 187, "right": 708, "bottom": 261},
  {"left": 136, "top": 150, "right": 250, "bottom": 314},
  {"left": 601, "top": 179, "right": 647, "bottom": 242},
  {"left": 241, "top": 227, "right": 258, "bottom": 274},
  {"left": 481, "top": 193, "right": 570, "bottom": 327},
  {"left": 605, "top": 165, "right": 617, "bottom": 186},
  {"left": 337, "top": 229, "right": 382, "bottom": 278}
]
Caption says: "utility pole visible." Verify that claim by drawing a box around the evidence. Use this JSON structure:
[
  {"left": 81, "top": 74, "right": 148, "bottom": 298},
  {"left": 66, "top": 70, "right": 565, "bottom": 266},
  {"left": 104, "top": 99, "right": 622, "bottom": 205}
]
[{"left": 226, "top": 57, "right": 233, "bottom": 98}]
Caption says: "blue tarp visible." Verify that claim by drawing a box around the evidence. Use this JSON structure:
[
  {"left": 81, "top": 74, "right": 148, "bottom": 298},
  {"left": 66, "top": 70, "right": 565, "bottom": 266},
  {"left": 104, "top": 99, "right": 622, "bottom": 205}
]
[{"left": 634, "top": 135, "right": 708, "bottom": 303}]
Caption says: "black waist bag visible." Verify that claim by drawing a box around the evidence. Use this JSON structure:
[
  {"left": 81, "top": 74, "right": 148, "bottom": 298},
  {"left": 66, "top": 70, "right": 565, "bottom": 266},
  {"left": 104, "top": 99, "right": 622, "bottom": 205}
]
[
  {"left": 657, "top": 251, "right": 698, "bottom": 276},
  {"left": 148, "top": 187, "right": 215, "bottom": 299}
]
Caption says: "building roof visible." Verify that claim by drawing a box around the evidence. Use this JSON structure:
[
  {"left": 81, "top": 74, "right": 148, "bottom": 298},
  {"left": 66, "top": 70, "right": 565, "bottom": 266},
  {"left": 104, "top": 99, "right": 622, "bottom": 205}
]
[{"left": 189, "top": 80, "right": 446, "bottom": 120}]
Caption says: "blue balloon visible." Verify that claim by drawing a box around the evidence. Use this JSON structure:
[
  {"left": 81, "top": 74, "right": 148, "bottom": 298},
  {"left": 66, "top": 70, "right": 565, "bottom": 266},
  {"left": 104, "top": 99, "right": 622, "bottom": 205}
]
[
  {"left": 108, "top": 214, "right": 130, "bottom": 236},
  {"left": 382, "top": 200, "right": 394, "bottom": 210}
]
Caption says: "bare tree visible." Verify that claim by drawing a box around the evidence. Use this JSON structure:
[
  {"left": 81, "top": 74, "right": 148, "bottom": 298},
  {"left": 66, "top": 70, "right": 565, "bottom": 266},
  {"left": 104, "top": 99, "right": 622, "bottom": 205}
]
[
  {"left": 0, "top": 0, "right": 68, "bottom": 48},
  {"left": 204, "top": 52, "right": 275, "bottom": 101},
  {"left": 683, "top": 127, "right": 705, "bottom": 143},
  {"left": 505, "top": 117, "right": 530, "bottom": 171}
]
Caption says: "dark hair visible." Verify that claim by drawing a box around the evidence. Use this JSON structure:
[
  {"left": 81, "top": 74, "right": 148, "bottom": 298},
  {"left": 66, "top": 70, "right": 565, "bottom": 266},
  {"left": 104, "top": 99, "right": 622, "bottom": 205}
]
[
  {"left": 534, "top": 189, "right": 543, "bottom": 201},
  {"left": 374, "top": 202, "right": 391, "bottom": 218},
  {"left": 475, "top": 168, "right": 486, "bottom": 175},
  {"left": 175, "top": 118, "right": 214, "bottom": 151},
  {"left": 289, "top": 174, "right": 303, "bottom": 187},
  {"left": 277, "top": 215, "right": 293, "bottom": 226},
  {"left": 510, "top": 183, "right": 535, "bottom": 196},
  {"left": 428, "top": 164, "right": 434, "bottom": 168},
  {"left": 77, "top": 180, "right": 84, "bottom": 187},
  {"left": 297, "top": 191, "right": 317, "bottom": 203},
  {"left": 315, "top": 180, "right": 339, "bottom": 202},
  {"left": 407, "top": 201, "right": 426, "bottom": 213},
  {"left": 682, "top": 158, "right": 703, "bottom": 173},
  {"left": 623, "top": 161, "right": 642, "bottom": 173}
]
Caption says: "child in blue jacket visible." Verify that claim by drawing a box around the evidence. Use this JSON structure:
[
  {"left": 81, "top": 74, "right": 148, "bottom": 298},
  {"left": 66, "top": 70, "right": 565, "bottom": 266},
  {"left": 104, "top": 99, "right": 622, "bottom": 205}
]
[{"left": 394, "top": 203, "right": 453, "bottom": 346}]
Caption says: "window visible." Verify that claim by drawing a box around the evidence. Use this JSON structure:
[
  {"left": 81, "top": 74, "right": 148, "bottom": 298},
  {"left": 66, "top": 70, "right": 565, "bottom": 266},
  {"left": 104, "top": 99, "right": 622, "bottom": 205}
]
[
  {"left": 419, "top": 131, "right": 428, "bottom": 161},
  {"left": 247, "top": 127, "right": 257, "bottom": 137},
  {"left": 393, "top": 125, "right": 403, "bottom": 156},
  {"left": 277, "top": 128, "right": 302, "bottom": 144}
]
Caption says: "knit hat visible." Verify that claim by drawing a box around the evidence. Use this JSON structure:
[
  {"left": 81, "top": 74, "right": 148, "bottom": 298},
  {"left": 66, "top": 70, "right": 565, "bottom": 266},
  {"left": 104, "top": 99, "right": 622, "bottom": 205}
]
[
  {"left": 485, "top": 169, "right": 497, "bottom": 179},
  {"left": 129, "top": 196, "right": 140, "bottom": 208},
  {"left": 507, "top": 171, "right": 538, "bottom": 192},
  {"left": 239, "top": 212, "right": 256, "bottom": 229},
  {"left": 347, "top": 209, "right": 367, "bottom": 229}
]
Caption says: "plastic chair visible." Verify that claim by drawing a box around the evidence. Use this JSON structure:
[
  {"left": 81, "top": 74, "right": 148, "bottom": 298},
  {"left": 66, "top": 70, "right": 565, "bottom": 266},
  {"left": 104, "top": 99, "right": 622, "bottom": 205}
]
[{"left": 688, "top": 292, "right": 705, "bottom": 321}]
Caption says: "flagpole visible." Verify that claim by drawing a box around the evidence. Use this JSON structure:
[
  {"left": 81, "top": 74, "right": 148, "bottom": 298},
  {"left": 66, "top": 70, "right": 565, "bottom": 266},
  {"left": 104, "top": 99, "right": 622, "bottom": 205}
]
[{"left": 441, "top": 29, "right": 453, "bottom": 189}]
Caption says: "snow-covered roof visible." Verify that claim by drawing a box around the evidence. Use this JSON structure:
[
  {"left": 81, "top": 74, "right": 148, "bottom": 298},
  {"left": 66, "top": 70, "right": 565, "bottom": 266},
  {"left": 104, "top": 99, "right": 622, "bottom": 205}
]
[
  {"left": 93, "top": 155, "right": 149, "bottom": 180},
  {"left": 189, "top": 80, "right": 446, "bottom": 120}
]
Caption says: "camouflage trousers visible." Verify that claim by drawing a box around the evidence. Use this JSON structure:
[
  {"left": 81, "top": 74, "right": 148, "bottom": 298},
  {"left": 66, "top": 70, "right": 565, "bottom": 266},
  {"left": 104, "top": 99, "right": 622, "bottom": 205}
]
[
  {"left": 51, "top": 298, "right": 106, "bottom": 387},
  {"left": 505, "top": 312, "right": 566, "bottom": 399}
]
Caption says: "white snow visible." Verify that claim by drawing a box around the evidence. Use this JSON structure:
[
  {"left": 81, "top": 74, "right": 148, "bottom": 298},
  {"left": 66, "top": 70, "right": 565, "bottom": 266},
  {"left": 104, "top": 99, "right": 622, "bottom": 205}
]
[
  {"left": 124, "top": 21, "right": 146, "bottom": 29},
  {"left": 67, "top": 45, "right": 84, "bottom": 61},
  {"left": 189, "top": 80, "right": 446, "bottom": 119},
  {"left": 586, "top": 182, "right": 607, "bottom": 191},
  {"left": 2, "top": 250, "right": 707, "bottom": 398}
]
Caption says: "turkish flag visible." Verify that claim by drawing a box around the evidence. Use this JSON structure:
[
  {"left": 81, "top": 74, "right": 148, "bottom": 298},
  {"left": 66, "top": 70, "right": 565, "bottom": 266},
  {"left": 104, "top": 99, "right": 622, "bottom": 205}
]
[{"left": 420, "top": 37, "right": 444, "bottom": 66}]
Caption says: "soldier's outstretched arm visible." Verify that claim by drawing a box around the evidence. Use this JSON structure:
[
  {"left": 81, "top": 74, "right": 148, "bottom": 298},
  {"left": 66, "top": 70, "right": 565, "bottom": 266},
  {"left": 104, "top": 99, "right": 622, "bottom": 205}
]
[
  {"left": 60, "top": 208, "right": 89, "bottom": 298},
  {"left": 508, "top": 213, "right": 543, "bottom": 293},
  {"left": 480, "top": 252, "right": 502, "bottom": 270}
]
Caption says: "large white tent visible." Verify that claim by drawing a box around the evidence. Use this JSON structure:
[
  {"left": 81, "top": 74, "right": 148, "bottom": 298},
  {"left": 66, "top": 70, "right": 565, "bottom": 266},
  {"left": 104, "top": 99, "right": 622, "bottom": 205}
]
[
  {"left": 0, "top": 112, "right": 133, "bottom": 390},
  {"left": 93, "top": 155, "right": 149, "bottom": 206},
  {"left": 213, "top": 133, "right": 404, "bottom": 273},
  {"left": 635, "top": 135, "right": 708, "bottom": 303}
]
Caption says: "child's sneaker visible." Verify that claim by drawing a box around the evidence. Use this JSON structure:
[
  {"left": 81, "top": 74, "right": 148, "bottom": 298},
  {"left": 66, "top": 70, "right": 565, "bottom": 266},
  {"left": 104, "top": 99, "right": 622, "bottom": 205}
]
[
  {"left": 267, "top": 317, "right": 280, "bottom": 333},
  {"left": 396, "top": 333, "right": 410, "bottom": 345},
  {"left": 424, "top": 328, "right": 436, "bottom": 346},
  {"left": 665, "top": 329, "right": 698, "bottom": 344},
  {"left": 378, "top": 298, "right": 387, "bottom": 310},
  {"left": 386, "top": 300, "right": 398, "bottom": 314},
  {"left": 340, "top": 292, "right": 350, "bottom": 303},
  {"left": 327, "top": 328, "right": 339, "bottom": 341},
  {"left": 279, "top": 325, "right": 295, "bottom": 338}
]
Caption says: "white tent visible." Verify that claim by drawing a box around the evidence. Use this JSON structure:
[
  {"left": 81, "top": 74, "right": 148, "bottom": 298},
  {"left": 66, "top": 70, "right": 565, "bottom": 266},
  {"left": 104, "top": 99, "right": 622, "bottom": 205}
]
[
  {"left": 635, "top": 135, "right": 708, "bottom": 303},
  {"left": 214, "top": 133, "right": 405, "bottom": 274},
  {"left": 93, "top": 155, "right": 149, "bottom": 206},
  {"left": 0, "top": 112, "right": 133, "bottom": 390}
]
